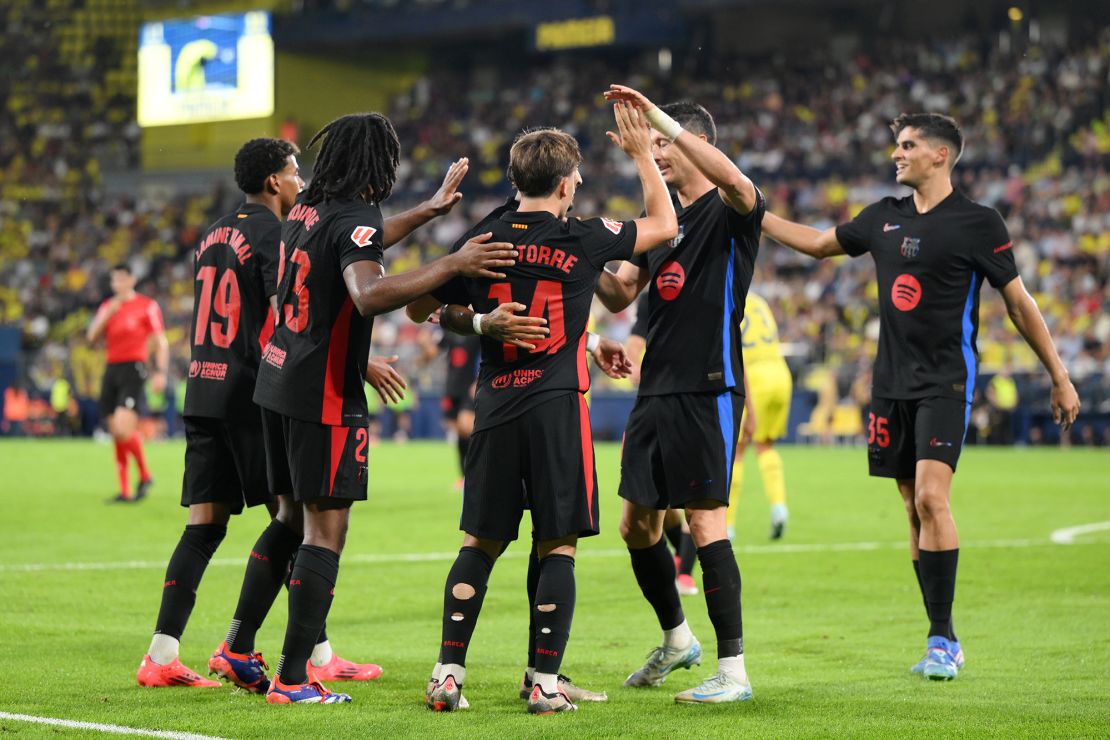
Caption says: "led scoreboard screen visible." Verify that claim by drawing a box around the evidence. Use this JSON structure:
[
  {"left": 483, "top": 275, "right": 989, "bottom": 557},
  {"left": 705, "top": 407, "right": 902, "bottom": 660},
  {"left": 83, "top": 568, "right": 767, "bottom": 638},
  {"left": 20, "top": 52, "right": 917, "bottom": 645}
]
[{"left": 138, "top": 11, "right": 274, "bottom": 127}]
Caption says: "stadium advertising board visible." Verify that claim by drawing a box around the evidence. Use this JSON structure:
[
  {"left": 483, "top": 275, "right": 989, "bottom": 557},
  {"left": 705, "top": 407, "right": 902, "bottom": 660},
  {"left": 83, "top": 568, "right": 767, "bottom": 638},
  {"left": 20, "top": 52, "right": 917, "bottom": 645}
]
[{"left": 138, "top": 11, "right": 274, "bottom": 127}]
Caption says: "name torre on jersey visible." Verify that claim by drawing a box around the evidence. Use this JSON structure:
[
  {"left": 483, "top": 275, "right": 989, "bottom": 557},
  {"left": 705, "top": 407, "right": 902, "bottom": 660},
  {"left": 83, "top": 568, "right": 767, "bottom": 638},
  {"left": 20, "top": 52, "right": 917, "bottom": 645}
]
[
  {"left": 195, "top": 226, "right": 253, "bottom": 264},
  {"left": 514, "top": 242, "right": 579, "bottom": 274}
]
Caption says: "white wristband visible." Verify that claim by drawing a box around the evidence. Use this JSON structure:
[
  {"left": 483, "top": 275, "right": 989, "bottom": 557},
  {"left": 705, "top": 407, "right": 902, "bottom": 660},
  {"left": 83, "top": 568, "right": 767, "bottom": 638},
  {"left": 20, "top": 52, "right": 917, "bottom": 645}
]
[
  {"left": 645, "top": 107, "right": 683, "bottom": 141},
  {"left": 472, "top": 312, "right": 485, "bottom": 335},
  {"left": 586, "top": 332, "right": 601, "bottom": 353}
]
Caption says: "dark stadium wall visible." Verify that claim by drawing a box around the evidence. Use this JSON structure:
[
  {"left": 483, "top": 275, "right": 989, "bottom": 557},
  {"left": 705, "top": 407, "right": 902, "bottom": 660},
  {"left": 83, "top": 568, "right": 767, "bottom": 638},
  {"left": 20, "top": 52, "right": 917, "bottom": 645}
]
[{"left": 141, "top": 50, "right": 424, "bottom": 171}]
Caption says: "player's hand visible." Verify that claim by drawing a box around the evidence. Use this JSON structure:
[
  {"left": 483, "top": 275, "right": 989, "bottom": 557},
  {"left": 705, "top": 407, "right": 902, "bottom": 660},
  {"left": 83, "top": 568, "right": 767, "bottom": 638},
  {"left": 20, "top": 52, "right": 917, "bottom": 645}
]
[
  {"left": 603, "top": 84, "right": 657, "bottom": 113},
  {"left": 426, "top": 157, "right": 468, "bottom": 216},
  {"left": 453, "top": 232, "right": 518, "bottom": 279},
  {"left": 1051, "top": 377, "right": 1080, "bottom": 431},
  {"left": 149, "top": 370, "right": 167, "bottom": 395},
  {"left": 591, "top": 337, "right": 633, "bottom": 379},
  {"left": 365, "top": 354, "right": 407, "bottom": 405},
  {"left": 741, "top": 404, "right": 756, "bottom": 446},
  {"left": 606, "top": 101, "right": 652, "bottom": 160},
  {"left": 481, "top": 302, "right": 548, "bottom": 351}
]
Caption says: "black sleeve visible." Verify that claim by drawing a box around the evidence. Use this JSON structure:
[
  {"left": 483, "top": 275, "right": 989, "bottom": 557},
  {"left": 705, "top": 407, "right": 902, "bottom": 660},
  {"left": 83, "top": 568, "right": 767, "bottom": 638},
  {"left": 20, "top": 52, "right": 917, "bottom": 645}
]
[
  {"left": 255, "top": 220, "right": 283, "bottom": 298},
  {"left": 972, "top": 209, "right": 1020, "bottom": 289},
  {"left": 834, "top": 201, "right": 883, "bottom": 258},
  {"left": 431, "top": 276, "right": 469, "bottom": 307},
  {"left": 334, "top": 206, "right": 385, "bottom": 272},
  {"left": 630, "top": 291, "right": 650, "bottom": 338},
  {"left": 727, "top": 185, "right": 767, "bottom": 228},
  {"left": 572, "top": 217, "right": 638, "bottom": 268}
]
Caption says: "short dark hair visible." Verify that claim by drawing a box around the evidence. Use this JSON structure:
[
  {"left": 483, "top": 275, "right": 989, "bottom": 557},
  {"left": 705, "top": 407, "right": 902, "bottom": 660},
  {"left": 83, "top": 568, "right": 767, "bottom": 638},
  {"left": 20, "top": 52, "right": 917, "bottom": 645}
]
[
  {"left": 234, "top": 138, "right": 299, "bottom": 195},
  {"left": 304, "top": 113, "right": 400, "bottom": 205},
  {"left": 507, "top": 128, "right": 582, "bottom": 198},
  {"left": 891, "top": 113, "right": 964, "bottom": 167},
  {"left": 659, "top": 101, "right": 716, "bottom": 145},
  {"left": 110, "top": 263, "right": 131, "bottom": 274}
]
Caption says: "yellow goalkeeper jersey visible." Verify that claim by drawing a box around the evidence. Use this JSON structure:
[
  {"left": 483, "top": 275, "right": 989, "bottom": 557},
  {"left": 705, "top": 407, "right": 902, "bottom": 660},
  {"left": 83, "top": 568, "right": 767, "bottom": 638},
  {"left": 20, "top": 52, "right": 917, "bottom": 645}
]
[{"left": 741, "top": 292, "right": 783, "bottom": 365}]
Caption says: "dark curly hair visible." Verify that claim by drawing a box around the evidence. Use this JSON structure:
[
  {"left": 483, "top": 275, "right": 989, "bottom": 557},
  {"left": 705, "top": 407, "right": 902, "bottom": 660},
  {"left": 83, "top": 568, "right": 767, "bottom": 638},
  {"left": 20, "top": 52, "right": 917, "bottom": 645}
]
[
  {"left": 303, "top": 113, "right": 400, "bottom": 205},
  {"left": 234, "top": 138, "right": 299, "bottom": 195}
]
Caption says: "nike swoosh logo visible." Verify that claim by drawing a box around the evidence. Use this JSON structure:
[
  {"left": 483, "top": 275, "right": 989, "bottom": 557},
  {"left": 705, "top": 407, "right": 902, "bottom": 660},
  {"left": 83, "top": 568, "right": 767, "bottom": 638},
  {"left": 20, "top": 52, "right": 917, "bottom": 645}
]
[
  {"left": 883, "top": 223, "right": 901, "bottom": 232},
  {"left": 692, "top": 690, "right": 730, "bottom": 699}
]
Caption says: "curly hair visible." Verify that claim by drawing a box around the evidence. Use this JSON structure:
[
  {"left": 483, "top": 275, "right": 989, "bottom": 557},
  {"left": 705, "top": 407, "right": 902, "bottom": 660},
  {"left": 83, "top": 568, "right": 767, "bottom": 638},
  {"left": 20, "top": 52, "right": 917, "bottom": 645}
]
[
  {"left": 303, "top": 113, "right": 400, "bottom": 205},
  {"left": 234, "top": 138, "right": 299, "bottom": 195}
]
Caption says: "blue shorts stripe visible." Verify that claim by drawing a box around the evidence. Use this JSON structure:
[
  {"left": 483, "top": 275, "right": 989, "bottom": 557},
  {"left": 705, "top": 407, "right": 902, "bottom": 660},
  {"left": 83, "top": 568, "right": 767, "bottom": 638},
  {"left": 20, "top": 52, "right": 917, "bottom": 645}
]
[{"left": 717, "top": 391, "right": 736, "bottom": 490}]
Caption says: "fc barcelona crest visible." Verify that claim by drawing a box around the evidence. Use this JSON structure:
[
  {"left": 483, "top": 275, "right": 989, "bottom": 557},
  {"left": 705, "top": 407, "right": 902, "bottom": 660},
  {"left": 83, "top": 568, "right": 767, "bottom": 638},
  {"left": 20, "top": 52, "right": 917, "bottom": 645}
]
[{"left": 900, "top": 237, "right": 920, "bottom": 259}]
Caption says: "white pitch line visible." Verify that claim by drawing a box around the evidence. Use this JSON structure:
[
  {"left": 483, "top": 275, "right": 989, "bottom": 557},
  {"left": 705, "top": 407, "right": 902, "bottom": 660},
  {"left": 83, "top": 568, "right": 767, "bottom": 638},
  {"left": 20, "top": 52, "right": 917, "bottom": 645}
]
[
  {"left": 0, "top": 536, "right": 1101, "bottom": 575},
  {"left": 0, "top": 712, "right": 227, "bottom": 740},
  {"left": 1050, "top": 520, "right": 1110, "bottom": 544}
]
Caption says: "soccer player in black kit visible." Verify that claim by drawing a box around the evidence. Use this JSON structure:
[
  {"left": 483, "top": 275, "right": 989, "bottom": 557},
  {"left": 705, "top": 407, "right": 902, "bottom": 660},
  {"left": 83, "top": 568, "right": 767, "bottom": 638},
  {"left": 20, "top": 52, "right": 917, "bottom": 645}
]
[
  {"left": 762, "top": 113, "right": 1080, "bottom": 681},
  {"left": 137, "top": 137, "right": 304, "bottom": 689},
  {"left": 596, "top": 85, "right": 765, "bottom": 704},
  {"left": 412, "top": 106, "right": 677, "bottom": 714},
  {"left": 251, "top": 112, "right": 528, "bottom": 705},
  {"left": 440, "top": 331, "right": 480, "bottom": 481}
]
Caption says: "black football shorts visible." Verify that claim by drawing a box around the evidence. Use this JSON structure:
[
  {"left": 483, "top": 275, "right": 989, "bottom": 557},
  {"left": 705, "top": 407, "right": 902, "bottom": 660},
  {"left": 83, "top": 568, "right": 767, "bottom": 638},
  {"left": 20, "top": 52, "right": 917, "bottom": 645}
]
[
  {"left": 181, "top": 411, "right": 270, "bottom": 514},
  {"left": 98, "top": 361, "right": 147, "bottom": 418},
  {"left": 261, "top": 408, "right": 369, "bottom": 502},
  {"left": 462, "top": 392, "right": 599, "bottom": 542},
  {"left": 867, "top": 396, "right": 969, "bottom": 479},
  {"left": 618, "top": 390, "right": 743, "bottom": 510}
]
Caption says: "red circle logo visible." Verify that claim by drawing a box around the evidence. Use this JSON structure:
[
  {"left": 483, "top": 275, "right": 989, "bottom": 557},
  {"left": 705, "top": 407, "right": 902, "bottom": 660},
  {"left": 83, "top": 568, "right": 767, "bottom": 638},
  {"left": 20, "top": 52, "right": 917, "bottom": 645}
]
[
  {"left": 891, "top": 274, "right": 922, "bottom": 311},
  {"left": 656, "top": 260, "right": 686, "bottom": 301}
]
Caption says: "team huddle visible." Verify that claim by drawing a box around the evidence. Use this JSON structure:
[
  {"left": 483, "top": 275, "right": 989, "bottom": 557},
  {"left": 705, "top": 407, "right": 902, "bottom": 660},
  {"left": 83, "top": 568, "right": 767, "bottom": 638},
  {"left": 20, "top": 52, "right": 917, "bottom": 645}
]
[{"left": 90, "top": 82, "right": 1080, "bottom": 710}]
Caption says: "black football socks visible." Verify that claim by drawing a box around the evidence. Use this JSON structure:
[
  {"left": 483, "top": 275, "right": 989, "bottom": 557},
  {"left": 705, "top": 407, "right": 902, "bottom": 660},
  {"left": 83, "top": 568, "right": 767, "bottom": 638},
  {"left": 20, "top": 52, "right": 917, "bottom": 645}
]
[
  {"left": 154, "top": 523, "right": 227, "bottom": 640},
  {"left": 697, "top": 539, "right": 744, "bottom": 658},
  {"left": 276, "top": 545, "right": 339, "bottom": 685},
  {"left": 226, "top": 518, "right": 303, "bottom": 654},
  {"left": 526, "top": 537, "right": 540, "bottom": 667},
  {"left": 438, "top": 546, "right": 494, "bottom": 667},
  {"left": 532, "top": 554, "right": 576, "bottom": 675},
  {"left": 665, "top": 523, "right": 683, "bottom": 552},
  {"left": 678, "top": 530, "right": 697, "bottom": 577},
  {"left": 629, "top": 536, "right": 685, "bottom": 630},
  {"left": 911, "top": 559, "right": 929, "bottom": 617},
  {"left": 919, "top": 548, "right": 959, "bottom": 641}
]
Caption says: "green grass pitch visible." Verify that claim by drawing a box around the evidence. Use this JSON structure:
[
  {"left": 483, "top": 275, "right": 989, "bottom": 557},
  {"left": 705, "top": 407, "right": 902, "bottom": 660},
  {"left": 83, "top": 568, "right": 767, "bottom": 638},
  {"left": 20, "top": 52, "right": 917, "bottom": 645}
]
[{"left": 0, "top": 439, "right": 1107, "bottom": 738}]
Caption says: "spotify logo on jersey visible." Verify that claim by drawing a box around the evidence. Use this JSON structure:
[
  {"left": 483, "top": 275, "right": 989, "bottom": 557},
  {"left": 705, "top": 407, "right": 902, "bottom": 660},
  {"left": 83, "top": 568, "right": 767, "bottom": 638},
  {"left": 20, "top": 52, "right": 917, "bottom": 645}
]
[
  {"left": 891, "top": 273, "right": 922, "bottom": 311},
  {"left": 656, "top": 260, "right": 686, "bottom": 301}
]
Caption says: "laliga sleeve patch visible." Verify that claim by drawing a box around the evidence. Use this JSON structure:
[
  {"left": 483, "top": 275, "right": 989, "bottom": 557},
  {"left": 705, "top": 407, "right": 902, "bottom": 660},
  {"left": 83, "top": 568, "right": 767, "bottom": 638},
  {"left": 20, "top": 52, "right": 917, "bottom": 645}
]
[
  {"left": 351, "top": 226, "right": 378, "bottom": 247},
  {"left": 601, "top": 218, "right": 623, "bottom": 235}
]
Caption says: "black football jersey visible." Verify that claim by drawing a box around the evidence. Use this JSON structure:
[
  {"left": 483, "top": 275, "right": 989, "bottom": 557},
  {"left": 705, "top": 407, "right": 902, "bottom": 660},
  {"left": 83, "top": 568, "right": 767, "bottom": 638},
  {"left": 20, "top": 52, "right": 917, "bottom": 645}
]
[
  {"left": 835, "top": 190, "right": 1019, "bottom": 402},
  {"left": 434, "top": 208, "right": 637, "bottom": 432},
  {"left": 253, "top": 196, "right": 385, "bottom": 427},
  {"left": 184, "top": 203, "right": 281, "bottom": 418},
  {"left": 442, "top": 332, "right": 480, "bottom": 398},
  {"left": 632, "top": 187, "right": 764, "bottom": 396}
]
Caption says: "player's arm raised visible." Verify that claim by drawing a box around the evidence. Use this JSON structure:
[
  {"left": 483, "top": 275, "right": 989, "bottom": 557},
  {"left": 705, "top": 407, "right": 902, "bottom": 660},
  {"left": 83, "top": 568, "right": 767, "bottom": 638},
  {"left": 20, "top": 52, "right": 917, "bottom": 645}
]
[
  {"left": 761, "top": 212, "right": 846, "bottom": 260},
  {"left": 605, "top": 84, "right": 757, "bottom": 216},
  {"left": 344, "top": 232, "right": 516, "bottom": 317},
  {"left": 606, "top": 102, "right": 678, "bottom": 254},
  {"left": 381, "top": 158, "right": 468, "bottom": 248},
  {"left": 596, "top": 261, "right": 649, "bottom": 313},
  {"left": 998, "top": 276, "right": 1080, "bottom": 430}
]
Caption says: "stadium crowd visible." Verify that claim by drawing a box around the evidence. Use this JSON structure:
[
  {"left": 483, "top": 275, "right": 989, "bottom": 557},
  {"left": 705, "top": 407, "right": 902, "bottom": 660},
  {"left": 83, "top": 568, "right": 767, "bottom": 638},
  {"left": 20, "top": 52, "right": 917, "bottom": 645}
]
[{"left": 2, "top": 24, "right": 1107, "bottom": 442}]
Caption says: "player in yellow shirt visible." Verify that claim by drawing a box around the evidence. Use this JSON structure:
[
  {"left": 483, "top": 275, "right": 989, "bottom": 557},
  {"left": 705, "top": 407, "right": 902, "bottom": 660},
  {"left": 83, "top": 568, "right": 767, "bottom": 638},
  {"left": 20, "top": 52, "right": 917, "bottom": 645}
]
[{"left": 728, "top": 292, "right": 791, "bottom": 539}]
